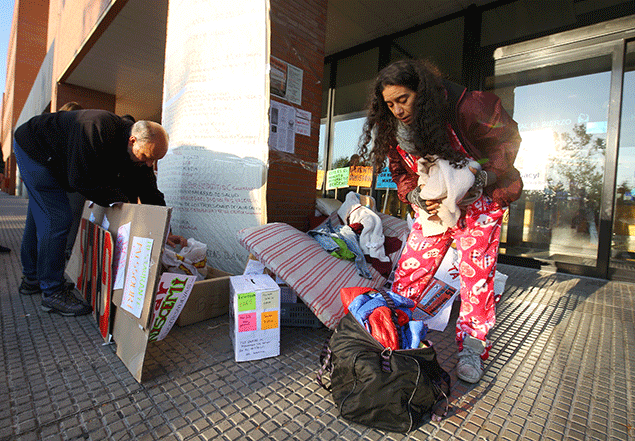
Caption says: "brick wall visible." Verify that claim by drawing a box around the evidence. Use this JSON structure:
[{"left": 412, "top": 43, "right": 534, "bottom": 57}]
[
  {"left": 1, "top": 0, "right": 49, "bottom": 194},
  {"left": 267, "top": 0, "right": 327, "bottom": 231}
]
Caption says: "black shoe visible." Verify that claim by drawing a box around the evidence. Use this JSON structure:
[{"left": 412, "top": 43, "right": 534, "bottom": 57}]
[
  {"left": 0, "top": 245, "right": 10, "bottom": 253},
  {"left": 41, "top": 287, "right": 92, "bottom": 317},
  {"left": 19, "top": 277, "right": 41, "bottom": 295}
]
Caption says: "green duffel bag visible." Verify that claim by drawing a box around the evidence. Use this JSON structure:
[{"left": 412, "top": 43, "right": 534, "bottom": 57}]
[{"left": 317, "top": 312, "right": 451, "bottom": 433}]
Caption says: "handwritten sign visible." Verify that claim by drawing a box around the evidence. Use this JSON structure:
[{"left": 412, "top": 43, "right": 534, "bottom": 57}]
[
  {"left": 348, "top": 166, "right": 373, "bottom": 187},
  {"left": 326, "top": 167, "right": 350, "bottom": 190},
  {"left": 237, "top": 291, "right": 256, "bottom": 312},
  {"left": 375, "top": 167, "right": 397, "bottom": 189},
  {"left": 121, "top": 237, "right": 154, "bottom": 318},
  {"left": 316, "top": 169, "right": 325, "bottom": 190},
  {"left": 113, "top": 222, "right": 131, "bottom": 290},
  {"left": 261, "top": 311, "right": 278, "bottom": 330},
  {"left": 261, "top": 289, "right": 279, "bottom": 309},
  {"left": 238, "top": 312, "right": 257, "bottom": 332}
]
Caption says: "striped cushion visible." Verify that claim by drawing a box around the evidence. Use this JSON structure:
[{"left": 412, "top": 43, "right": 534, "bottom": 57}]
[{"left": 237, "top": 212, "right": 409, "bottom": 329}]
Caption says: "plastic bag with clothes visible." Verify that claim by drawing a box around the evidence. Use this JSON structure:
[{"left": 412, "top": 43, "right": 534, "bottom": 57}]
[{"left": 162, "top": 238, "right": 208, "bottom": 281}]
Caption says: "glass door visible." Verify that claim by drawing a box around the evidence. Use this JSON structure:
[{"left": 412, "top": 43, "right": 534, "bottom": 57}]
[
  {"left": 492, "top": 54, "right": 613, "bottom": 269},
  {"left": 490, "top": 18, "right": 635, "bottom": 278},
  {"left": 610, "top": 40, "right": 635, "bottom": 276}
]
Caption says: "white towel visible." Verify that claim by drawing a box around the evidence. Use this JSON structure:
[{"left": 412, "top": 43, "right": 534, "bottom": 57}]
[
  {"left": 415, "top": 156, "right": 480, "bottom": 235},
  {"left": 338, "top": 192, "right": 389, "bottom": 262}
]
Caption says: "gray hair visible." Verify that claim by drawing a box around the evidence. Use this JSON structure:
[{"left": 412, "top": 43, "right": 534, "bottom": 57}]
[{"left": 131, "top": 120, "right": 168, "bottom": 143}]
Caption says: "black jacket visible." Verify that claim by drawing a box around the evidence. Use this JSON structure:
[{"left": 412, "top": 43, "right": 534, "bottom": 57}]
[{"left": 14, "top": 109, "right": 165, "bottom": 207}]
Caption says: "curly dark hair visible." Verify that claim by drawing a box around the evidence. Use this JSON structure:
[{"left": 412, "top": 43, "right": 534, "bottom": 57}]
[{"left": 358, "top": 59, "right": 467, "bottom": 171}]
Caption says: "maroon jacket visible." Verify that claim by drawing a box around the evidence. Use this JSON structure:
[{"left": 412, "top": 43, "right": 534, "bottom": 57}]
[{"left": 388, "top": 81, "right": 523, "bottom": 208}]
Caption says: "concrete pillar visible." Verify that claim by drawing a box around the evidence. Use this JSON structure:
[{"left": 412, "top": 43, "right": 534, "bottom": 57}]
[{"left": 159, "top": 0, "right": 327, "bottom": 274}]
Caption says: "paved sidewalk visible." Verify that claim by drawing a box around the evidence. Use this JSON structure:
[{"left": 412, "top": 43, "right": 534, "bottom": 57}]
[{"left": 1, "top": 190, "right": 634, "bottom": 440}]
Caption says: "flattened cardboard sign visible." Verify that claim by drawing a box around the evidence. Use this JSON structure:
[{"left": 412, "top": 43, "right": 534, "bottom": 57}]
[
  {"left": 148, "top": 273, "right": 197, "bottom": 342},
  {"left": 66, "top": 202, "right": 171, "bottom": 382}
]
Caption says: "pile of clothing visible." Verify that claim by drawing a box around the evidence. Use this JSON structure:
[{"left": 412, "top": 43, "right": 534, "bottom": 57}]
[
  {"left": 308, "top": 192, "right": 401, "bottom": 279},
  {"left": 341, "top": 286, "right": 428, "bottom": 350}
]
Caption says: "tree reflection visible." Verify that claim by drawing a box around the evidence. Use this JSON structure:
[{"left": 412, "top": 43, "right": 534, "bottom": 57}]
[{"left": 551, "top": 123, "right": 605, "bottom": 237}]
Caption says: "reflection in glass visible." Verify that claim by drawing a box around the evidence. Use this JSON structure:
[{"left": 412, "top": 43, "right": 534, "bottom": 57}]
[
  {"left": 493, "top": 55, "right": 612, "bottom": 267},
  {"left": 611, "top": 41, "right": 635, "bottom": 271},
  {"left": 330, "top": 115, "right": 366, "bottom": 169}
]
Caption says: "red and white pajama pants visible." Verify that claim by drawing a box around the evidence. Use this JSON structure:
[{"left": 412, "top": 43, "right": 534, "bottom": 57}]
[{"left": 392, "top": 196, "right": 505, "bottom": 360}]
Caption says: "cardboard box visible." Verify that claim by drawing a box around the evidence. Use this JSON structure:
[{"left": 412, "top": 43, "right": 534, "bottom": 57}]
[
  {"left": 176, "top": 266, "right": 232, "bottom": 327},
  {"left": 229, "top": 275, "right": 280, "bottom": 362}
]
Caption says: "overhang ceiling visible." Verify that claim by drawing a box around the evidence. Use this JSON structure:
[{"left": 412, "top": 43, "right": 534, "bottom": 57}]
[
  {"left": 325, "top": 0, "right": 498, "bottom": 55},
  {"left": 63, "top": 0, "right": 498, "bottom": 120},
  {"left": 63, "top": 0, "right": 169, "bottom": 121}
]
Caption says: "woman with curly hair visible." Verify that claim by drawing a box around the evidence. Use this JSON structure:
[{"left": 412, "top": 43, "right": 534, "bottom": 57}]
[{"left": 359, "top": 59, "right": 523, "bottom": 383}]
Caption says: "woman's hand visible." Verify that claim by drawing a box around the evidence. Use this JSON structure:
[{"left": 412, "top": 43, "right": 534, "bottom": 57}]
[{"left": 425, "top": 199, "right": 442, "bottom": 215}]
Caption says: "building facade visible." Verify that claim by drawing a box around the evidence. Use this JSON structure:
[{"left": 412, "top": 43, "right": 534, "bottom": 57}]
[{"left": 1, "top": 0, "right": 634, "bottom": 279}]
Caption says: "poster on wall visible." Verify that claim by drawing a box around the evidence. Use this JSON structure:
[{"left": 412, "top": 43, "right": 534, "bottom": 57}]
[
  {"left": 269, "top": 101, "right": 296, "bottom": 153},
  {"left": 159, "top": 0, "right": 270, "bottom": 275},
  {"left": 270, "top": 56, "right": 303, "bottom": 105},
  {"left": 295, "top": 109, "right": 311, "bottom": 136}
]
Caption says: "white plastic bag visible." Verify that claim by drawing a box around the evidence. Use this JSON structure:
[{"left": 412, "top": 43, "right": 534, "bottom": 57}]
[{"left": 162, "top": 238, "right": 208, "bottom": 281}]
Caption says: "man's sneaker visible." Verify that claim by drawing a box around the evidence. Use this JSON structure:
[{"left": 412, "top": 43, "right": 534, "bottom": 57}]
[
  {"left": 41, "top": 287, "right": 92, "bottom": 317},
  {"left": 457, "top": 334, "right": 486, "bottom": 383},
  {"left": 19, "top": 277, "right": 41, "bottom": 295}
]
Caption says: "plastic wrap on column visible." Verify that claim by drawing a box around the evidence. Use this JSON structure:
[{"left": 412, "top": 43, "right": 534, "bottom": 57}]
[{"left": 160, "top": 0, "right": 271, "bottom": 275}]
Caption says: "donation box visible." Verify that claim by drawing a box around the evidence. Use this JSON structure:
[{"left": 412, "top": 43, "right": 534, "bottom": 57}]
[{"left": 229, "top": 275, "right": 280, "bottom": 362}]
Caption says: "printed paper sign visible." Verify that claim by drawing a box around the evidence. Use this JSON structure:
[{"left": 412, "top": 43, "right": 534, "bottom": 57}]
[
  {"left": 270, "top": 56, "right": 303, "bottom": 105},
  {"left": 416, "top": 279, "right": 457, "bottom": 317},
  {"left": 295, "top": 109, "right": 311, "bottom": 136},
  {"left": 113, "top": 222, "right": 131, "bottom": 290},
  {"left": 269, "top": 101, "right": 296, "bottom": 153},
  {"left": 411, "top": 278, "right": 457, "bottom": 332},
  {"left": 121, "top": 237, "right": 154, "bottom": 318},
  {"left": 148, "top": 273, "right": 197, "bottom": 341}
]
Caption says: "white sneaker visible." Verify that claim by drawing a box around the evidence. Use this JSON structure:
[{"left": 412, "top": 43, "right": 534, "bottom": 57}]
[{"left": 457, "top": 335, "right": 485, "bottom": 383}]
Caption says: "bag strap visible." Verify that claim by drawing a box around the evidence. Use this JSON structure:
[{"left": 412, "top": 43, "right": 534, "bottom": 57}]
[{"left": 316, "top": 338, "right": 332, "bottom": 391}]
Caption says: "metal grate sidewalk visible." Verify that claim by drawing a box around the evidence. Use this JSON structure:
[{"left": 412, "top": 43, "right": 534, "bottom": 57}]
[{"left": 1, "top": 191, "right": 633, "bottom": 440}]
